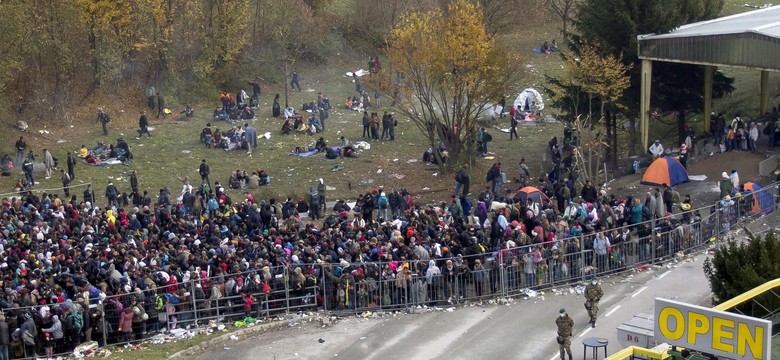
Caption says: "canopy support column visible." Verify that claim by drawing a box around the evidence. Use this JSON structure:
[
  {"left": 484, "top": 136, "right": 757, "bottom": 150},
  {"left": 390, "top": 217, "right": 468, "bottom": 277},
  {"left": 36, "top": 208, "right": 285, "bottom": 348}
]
[
  {"left": 703, "top": 66, "right": 713, "bottom": 134},
  {"left": 640, "top": 59, "right": 653, "bottom": 153}
]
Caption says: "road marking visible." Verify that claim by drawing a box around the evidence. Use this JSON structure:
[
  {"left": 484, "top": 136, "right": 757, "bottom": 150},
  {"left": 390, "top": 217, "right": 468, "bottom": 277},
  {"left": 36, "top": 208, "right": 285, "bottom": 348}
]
[
  {"left": 631, "top": 286, "right": 648, "bottom": 298},
  {"left": 658, "top": 270, "right": 671, "bottom": 279},
  {"left": 605, "top": 305, "right": 621, "bottom": 317},
  {"left": 578, "top": 327, "right": 593, "bottom": 337}
]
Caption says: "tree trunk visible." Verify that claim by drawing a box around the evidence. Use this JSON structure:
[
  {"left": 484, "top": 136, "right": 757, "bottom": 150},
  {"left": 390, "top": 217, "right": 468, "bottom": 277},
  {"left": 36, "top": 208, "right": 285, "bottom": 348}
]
[
  {"left": 88, "top": 21, "right": 99, "bottom": 91},
  {"left": 678, "top": 111, "right": 686, "bottom": 147},
  {"left": 611, "top": 111, "right": 618, "bottom": 169},
  {"left": 282, "top": 61, "right": 289, "bottom": 108},
  {"left": 605, "top": 105, "right": 611, "bottom": 165}
]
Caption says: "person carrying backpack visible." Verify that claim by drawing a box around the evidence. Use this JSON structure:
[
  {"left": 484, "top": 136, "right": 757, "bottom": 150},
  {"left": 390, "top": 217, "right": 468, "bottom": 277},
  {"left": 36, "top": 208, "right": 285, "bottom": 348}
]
[
  {"left": 376, "top": 192, "right": 389, "bottom": 221},
  {"left": 454, "top": 163, "right": 470, "bottom": 197},
  {"left": 308, "top": 187, "right": 321, "bottom": 220}
]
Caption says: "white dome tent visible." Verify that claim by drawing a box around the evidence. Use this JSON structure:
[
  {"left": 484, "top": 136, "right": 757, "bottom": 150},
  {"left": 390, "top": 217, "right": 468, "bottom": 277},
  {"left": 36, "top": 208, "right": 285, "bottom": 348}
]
[{"left": 513, "top": 88, "right": 545, "bottom": 114}]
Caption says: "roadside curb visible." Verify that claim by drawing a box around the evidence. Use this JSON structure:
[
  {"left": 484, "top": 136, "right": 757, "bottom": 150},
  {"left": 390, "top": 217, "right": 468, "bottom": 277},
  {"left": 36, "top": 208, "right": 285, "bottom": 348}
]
[{"left": 168, "top": 319, "right": 293, "bottom": 359}]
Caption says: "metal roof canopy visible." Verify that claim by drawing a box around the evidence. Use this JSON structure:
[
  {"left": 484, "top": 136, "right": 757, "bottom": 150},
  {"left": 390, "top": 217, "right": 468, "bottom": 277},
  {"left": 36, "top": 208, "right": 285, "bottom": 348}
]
[{"left": 636, "top": 6, "right": 780, "bottom": 151}]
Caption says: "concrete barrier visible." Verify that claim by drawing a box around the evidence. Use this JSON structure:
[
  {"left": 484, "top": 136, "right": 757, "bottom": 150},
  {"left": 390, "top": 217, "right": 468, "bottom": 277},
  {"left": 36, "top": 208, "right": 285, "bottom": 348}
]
[{"left": 759, "top": 155, "right": 777, "bottom": 176}]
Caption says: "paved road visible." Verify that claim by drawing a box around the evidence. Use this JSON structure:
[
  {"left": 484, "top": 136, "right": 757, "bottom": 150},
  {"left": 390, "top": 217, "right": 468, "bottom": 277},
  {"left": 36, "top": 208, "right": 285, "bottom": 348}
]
[{"left": 194, "top": 252, "right": 712, "bottom": 360}]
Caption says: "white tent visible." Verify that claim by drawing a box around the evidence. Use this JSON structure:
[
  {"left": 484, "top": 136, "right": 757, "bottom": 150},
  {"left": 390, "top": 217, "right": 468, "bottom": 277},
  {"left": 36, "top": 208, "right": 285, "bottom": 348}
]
[{"left": 513, "top": 88, "right": 545, "bottom": 113}]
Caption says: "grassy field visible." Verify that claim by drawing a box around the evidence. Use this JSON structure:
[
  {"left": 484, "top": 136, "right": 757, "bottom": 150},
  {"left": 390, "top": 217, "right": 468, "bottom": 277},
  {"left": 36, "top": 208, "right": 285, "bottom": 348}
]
[{"left": 0, "top": 54, "right": 561, "bottom": 206}]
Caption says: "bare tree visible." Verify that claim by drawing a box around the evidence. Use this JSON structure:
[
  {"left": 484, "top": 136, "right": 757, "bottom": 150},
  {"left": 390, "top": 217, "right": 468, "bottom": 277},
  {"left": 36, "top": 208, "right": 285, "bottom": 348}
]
[{"left": 546, "top": 0, "right": 580, "bottom": 39}]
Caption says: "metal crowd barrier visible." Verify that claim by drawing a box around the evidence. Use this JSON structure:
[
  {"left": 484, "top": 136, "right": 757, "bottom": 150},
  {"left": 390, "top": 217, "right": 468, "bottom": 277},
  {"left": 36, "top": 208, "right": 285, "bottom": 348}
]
[{"left": 4, "top": 182, "right": 779, "bottom": 358}]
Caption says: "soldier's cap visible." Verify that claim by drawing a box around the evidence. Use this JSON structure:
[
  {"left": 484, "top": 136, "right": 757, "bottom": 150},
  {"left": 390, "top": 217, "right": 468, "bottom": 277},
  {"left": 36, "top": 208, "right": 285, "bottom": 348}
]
[{"left": 559, "top": 308, "right": 566, "bottom": 314}]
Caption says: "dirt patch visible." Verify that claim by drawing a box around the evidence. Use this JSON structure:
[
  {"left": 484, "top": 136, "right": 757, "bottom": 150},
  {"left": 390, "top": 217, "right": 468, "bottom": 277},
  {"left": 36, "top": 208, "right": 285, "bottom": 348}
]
[{"left": 604, "top": 150, "right": 773, "bottom": 207}]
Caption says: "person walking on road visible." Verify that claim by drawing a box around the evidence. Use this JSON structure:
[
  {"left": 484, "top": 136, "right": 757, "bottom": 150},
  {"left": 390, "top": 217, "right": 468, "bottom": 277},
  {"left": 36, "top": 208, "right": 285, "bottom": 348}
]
[
  {"left": 584, "top": 277, "right": 603, "bottom": 328},
  {"left": 556, "top": 308, "right": 574, "bottom": 360}
]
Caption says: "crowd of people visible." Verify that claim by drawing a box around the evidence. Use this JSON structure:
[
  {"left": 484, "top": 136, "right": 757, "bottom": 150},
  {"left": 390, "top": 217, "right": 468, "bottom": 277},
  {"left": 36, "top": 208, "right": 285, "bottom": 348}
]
[
  {"left": 0, "top": 68, "right": 773, "bottom": 360},
  {"left": 0, "top": 112, "right": 758, "bottom": 358}
]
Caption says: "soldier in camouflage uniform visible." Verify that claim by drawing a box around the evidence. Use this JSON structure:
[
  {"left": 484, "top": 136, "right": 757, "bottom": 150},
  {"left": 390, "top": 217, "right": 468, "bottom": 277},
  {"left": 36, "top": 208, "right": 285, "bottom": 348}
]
[
  {"left": 584, "top": 277, "right": 603, "bottom": 328},
  {"left": 555, "top": 308, "right": 574, "bottom": 360}
]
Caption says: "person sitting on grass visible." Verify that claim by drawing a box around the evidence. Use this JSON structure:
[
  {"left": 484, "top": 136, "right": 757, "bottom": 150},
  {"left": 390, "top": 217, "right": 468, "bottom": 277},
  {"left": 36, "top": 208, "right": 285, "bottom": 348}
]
[
  {"left": 315, "top": 137, "right": 328, "bottom": 153},
  {"left": 281, "top": 119, "right": 293, "bottom": 135}
]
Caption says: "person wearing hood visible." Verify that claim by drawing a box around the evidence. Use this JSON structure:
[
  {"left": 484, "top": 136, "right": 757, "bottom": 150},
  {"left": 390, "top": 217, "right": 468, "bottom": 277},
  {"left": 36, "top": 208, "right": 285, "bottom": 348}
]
[
  {"left": 316, "top": 178, "right": 327, "bottom": 212},
  {"left": 443, "top": 259, "right": 458, "bottom": 302},
  {"left": 118, "top": 305, "right": 135, "bottom": 345},
  {"left": 719, "top": 172, "right": 733, "bottom": 199},
  {"left": 21, "top": 312, "right": 37, "bottom": 358},
  {"left": 425, "top": 259, "right": 441, "bottom": 303},
  {"left": 376, "top": 192, "right": 389, "bottom": 221},
  {"left": 42, "top": 314, "right": 63, "bottom": 357}
]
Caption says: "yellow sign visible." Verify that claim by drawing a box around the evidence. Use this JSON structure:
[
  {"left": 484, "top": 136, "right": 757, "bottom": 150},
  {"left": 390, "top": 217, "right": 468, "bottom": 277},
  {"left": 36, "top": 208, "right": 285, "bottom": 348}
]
[{"left": 654, "top": 298, "right": 772, "bottom": 360}]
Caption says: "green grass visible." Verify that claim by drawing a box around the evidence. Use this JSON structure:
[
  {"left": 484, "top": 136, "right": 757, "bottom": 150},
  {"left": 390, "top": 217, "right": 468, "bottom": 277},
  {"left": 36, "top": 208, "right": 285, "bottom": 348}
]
[
  {"left": 106, "top": 329, "right": 225, "bottom": 360},
  {"left": 0, "top": 57, "right": 561, "bottom": 206}
]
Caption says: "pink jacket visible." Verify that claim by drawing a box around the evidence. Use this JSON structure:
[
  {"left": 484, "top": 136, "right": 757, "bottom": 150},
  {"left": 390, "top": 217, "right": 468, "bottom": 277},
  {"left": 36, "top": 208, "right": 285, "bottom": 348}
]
[{"left": 118, "top": 308, "right": 134, "bottom": 333}]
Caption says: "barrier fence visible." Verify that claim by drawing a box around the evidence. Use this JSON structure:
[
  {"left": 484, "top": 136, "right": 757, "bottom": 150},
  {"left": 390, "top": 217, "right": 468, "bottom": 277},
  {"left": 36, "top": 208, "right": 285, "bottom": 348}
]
[{"left": 5, "top": 182, "right": 780, "bottom": 358}]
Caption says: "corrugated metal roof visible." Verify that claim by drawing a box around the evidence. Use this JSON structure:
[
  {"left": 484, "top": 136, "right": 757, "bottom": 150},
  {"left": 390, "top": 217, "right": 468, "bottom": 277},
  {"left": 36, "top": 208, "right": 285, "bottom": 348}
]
[
  {"left": 639, "top": 5, "right": 780, "bottom": 40},
  {"left": 638, "top": 6, "right": 780, "bottom": 71}
]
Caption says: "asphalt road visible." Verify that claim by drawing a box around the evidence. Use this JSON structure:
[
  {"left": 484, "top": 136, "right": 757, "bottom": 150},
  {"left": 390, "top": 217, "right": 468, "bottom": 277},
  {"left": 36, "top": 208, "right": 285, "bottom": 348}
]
[{"left": 194, "top": 251, "right": 713, "bottom": 360}]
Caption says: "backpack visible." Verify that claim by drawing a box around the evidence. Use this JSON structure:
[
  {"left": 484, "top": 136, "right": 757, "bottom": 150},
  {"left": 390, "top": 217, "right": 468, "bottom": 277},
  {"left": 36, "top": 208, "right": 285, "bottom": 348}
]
[
  {"left": 379, "top": 198, "right": 388, "bottom": 209},
  {"left": 672, "top": 189, "right": 681, "bottom": 204},
  {"left": 484, "top": 132, "right": 493, "bottom": 142},
  {"left": 153, "top": 294, "right": 165, "bottom": 311},
  {"left": 310, "top": 192, "right": 320, "bottom": 205},
  {"left": 72, "top": 312, "right": 84, "bottom": 332}
]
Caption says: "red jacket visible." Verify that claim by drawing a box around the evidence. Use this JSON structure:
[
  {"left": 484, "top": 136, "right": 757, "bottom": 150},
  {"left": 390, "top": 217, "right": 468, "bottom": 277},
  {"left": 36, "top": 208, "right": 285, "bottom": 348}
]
[{"left": 118, "top": 308, "right": 134, "bottom": 333}]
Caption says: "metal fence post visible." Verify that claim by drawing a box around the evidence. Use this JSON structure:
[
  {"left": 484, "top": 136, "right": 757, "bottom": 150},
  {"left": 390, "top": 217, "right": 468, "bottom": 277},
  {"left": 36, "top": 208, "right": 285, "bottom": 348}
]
[
  {"left": 650, "top": 215, "right": 657, "bottom": 264},
  {"left": 579, "top": 234, "right": 586, "bottom": 283},
  {"left": 284, "top": 267, "right": 291, "bottom": 314},
  {"left": 102, "top": 303, "right": 108, "bottom": 348},
  {"left": 190, "top": 280, "right": 198, "bottom": 326},
  {"left": 321, "top": 265, "right": 328, "bottom": 311},
  {"left": 498, "top": 251, "right": 505, "bottom": 297},
  {"left": 716, "top": 202, "right": 721, "bottom": 242}
]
